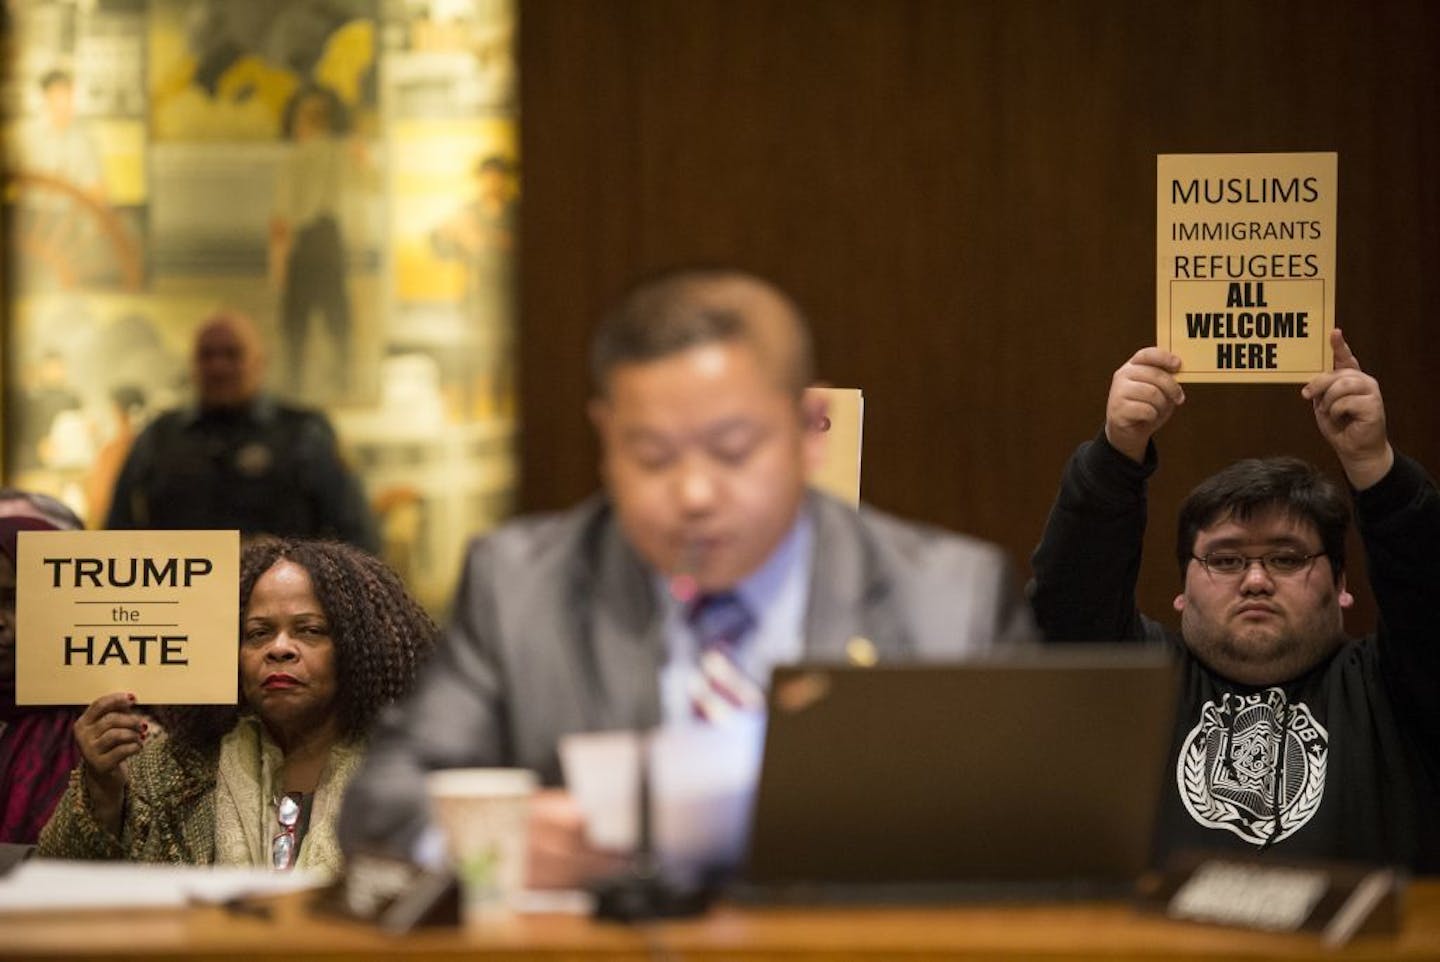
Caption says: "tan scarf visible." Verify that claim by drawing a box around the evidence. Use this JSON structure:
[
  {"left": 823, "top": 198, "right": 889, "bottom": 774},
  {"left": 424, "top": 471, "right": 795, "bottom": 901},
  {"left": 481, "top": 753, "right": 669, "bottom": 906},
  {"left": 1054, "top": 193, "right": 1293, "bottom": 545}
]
[{"left": 211, "top": 715, "right": 363, "bottom": 879}]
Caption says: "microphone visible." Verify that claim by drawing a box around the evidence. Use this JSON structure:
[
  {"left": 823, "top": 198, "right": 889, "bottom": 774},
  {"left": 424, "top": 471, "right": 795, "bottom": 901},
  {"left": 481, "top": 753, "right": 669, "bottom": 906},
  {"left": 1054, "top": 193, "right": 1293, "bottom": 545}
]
[
  {"left": 590, "top": 541, "right": 713, "bottom": 921},
  {"left": 666, "top": 537, "right": 702, "bottom": 607}
]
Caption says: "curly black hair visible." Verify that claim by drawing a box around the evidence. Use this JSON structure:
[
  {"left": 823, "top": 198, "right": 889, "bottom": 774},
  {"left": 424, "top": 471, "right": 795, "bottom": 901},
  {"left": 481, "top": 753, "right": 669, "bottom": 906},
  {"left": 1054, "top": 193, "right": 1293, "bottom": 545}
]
[{"left": 160, "top": 538, "right": 437, "bottom": 748}]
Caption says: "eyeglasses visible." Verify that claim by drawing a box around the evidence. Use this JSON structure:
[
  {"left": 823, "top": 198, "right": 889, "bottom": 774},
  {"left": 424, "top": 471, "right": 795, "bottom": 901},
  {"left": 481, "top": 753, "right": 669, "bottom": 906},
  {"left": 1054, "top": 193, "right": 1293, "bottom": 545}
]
[
  {"left": 271, "top": 794, "right": 300, "bottom": 871},
  {"left": 1191, "top": 550, "right": 1326, "bottom": 578}
]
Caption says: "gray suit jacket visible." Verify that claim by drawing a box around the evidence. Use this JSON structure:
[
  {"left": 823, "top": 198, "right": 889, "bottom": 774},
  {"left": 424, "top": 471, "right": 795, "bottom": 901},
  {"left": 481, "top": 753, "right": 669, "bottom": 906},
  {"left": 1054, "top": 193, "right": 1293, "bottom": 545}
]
[{"left": 339, "top": 490, "right": 1031, "bottom": 857}]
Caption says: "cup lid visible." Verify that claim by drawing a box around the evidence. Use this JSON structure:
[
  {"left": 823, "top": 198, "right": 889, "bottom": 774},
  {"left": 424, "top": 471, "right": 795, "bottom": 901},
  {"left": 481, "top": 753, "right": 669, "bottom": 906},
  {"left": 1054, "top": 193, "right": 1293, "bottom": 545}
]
[{"left": 426, "top": 767, "right": 538, "bottom": 798}]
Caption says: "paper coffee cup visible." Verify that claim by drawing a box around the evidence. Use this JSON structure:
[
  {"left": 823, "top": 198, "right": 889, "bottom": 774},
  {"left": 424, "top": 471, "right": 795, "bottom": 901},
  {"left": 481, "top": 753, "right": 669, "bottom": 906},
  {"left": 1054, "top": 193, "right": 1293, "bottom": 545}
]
[{"left": 426, "top": 768, "right": 537, "bottom": 922}]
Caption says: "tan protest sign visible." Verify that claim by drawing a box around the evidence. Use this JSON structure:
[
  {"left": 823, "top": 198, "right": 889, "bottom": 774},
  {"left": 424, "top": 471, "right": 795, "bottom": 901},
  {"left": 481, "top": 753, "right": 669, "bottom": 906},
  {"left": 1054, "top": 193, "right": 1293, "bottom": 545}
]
[
  {"left": 1157, "top": 152, "right": 1337, "bottom": 383},
  {"left": 807, "top": 387, "right": 863, "bottom": 507},
  {"left": 16, "top": 530, "right": 239, "bottom": 705}
]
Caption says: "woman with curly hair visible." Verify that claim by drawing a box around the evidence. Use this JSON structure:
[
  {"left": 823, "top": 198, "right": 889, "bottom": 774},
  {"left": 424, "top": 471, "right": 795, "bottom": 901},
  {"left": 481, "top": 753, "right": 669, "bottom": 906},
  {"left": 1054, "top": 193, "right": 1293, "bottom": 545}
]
[{"left": 38, "top": 539, "right": 436, "bottom": 876}]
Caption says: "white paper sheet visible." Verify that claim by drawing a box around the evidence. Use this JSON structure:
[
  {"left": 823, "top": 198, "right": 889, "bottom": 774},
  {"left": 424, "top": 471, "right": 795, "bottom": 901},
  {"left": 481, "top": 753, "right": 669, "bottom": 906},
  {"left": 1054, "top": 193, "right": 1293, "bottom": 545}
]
[
  {"left": 0, "top": 859, "right": 323, "bottom": 913},
  {"left": 560, "top": 716, "right": 766, "bottom": 885}
]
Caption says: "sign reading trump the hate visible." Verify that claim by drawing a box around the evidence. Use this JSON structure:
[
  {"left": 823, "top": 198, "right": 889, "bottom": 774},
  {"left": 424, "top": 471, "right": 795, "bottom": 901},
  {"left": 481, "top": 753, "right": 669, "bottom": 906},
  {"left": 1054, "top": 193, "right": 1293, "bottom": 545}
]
[
  {"left": 16, "top": 530, "right": 239, "bottom": 705},
  {"left": 1156, "top": 152, "right": 1337, "bottom": 383}
]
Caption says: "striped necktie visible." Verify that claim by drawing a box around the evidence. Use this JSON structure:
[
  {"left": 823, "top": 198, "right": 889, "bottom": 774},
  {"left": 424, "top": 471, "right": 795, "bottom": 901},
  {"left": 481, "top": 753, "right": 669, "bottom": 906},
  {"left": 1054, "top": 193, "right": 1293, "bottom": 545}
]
[{"left": 686, "top": 592, "right": 764, "bottom": 721}]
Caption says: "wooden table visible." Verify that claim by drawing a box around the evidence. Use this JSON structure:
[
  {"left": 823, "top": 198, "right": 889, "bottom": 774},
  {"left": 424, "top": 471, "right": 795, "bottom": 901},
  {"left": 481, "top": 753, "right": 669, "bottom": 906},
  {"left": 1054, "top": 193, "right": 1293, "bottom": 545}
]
[{"left": 3, "top": 882, "right": 1438, "bottom": 961}]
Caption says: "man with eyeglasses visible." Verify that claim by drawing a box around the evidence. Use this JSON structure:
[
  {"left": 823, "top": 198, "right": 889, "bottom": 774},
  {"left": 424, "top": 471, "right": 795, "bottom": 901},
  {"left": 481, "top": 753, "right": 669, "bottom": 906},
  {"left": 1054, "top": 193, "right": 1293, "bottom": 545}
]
[{"left": 1031, "top": 330, "right": 1439, "bottom": 871}]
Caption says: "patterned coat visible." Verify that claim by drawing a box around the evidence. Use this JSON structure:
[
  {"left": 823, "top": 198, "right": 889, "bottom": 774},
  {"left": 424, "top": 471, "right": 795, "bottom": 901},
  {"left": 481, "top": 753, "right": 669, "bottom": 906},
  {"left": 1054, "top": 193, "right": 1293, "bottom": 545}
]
[{"left": 38, "top": 716, "right": 361, "bottom": 876}]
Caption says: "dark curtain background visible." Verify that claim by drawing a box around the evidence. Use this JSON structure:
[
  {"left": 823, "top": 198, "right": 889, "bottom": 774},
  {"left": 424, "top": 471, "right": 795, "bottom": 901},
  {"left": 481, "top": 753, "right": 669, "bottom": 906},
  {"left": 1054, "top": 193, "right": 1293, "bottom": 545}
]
[{"left": 517, "top": 0, "right": 1440, "bottom": 632}]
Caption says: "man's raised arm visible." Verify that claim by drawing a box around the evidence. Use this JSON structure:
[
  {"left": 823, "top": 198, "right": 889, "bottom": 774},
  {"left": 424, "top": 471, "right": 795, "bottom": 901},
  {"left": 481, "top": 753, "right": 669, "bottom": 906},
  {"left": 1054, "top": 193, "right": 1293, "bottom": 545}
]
[
  {"left": 1030, "top": 349, "right": 1185, "bottom": 643},
  {"left": 1302, "top": 329, "right": 1393, "bottom": 491}
]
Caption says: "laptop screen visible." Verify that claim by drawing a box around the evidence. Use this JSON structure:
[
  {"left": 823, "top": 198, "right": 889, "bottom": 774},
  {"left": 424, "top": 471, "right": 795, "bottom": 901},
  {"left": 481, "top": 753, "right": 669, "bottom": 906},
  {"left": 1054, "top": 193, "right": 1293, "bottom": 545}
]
[{"left": 741, "top": 645, "right": 1179, "bottom": 893}]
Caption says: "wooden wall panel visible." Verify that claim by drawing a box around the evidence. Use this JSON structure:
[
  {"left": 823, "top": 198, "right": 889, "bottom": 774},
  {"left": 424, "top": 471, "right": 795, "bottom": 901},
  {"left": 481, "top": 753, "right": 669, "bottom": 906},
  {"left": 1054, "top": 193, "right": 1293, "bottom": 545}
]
[{"left": 518, "top": 0, "right": 1440, "bottom": 632}]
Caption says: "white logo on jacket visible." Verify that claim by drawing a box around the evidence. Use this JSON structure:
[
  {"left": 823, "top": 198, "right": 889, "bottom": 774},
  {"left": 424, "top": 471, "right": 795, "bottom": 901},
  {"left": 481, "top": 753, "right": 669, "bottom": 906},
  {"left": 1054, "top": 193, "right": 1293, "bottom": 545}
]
[{"left": 1178, "top": 688, "right": 1327, "bottom": 846}]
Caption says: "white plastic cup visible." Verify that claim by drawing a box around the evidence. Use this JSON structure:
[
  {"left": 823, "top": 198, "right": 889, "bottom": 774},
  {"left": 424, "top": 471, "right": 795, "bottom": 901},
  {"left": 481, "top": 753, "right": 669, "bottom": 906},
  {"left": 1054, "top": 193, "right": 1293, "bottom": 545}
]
[{"left": 425, "top": 768, "right": 537, "bottom": 923}]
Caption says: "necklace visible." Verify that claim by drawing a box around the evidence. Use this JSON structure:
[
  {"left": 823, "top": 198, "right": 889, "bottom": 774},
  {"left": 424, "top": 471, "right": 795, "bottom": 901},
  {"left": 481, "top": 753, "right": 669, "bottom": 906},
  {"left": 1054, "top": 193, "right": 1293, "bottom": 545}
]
[{"left": 271, "top": 792, "right": 305, "bottom": 871}]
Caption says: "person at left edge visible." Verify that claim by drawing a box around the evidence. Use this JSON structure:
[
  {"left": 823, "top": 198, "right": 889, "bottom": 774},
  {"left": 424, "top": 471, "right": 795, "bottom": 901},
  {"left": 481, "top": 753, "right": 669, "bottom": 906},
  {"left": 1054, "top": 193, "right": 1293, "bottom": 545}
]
[
  {"left": 38, "top": 539, "right": 436, "bottom": 876},
  {"left": 1, "top": 489, "right": 84, "bottom": 844},
  {"left": 104, "top": 311, "right": 378, "bottom": 551}
]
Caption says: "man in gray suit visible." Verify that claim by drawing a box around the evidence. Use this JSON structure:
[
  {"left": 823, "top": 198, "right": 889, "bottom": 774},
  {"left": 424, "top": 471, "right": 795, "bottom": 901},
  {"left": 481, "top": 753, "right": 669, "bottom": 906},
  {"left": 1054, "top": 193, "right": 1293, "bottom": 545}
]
[{"left": 339, "top": 267, "right": 1031, "bottom": 886}]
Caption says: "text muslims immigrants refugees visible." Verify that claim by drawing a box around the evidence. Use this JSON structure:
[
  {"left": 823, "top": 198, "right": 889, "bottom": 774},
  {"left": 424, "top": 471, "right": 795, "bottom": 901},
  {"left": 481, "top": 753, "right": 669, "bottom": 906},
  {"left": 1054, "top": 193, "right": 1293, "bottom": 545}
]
[{"left": 1156, "top": 153, "right": 1337, "bottom": 383}]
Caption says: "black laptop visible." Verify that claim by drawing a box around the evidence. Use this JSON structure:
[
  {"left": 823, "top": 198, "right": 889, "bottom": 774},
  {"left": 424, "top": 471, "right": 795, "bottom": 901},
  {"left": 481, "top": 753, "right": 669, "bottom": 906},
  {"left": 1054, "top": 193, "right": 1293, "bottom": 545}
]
[{"left": 737, "top": 645, "right": 1179, "bottom": 900}]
